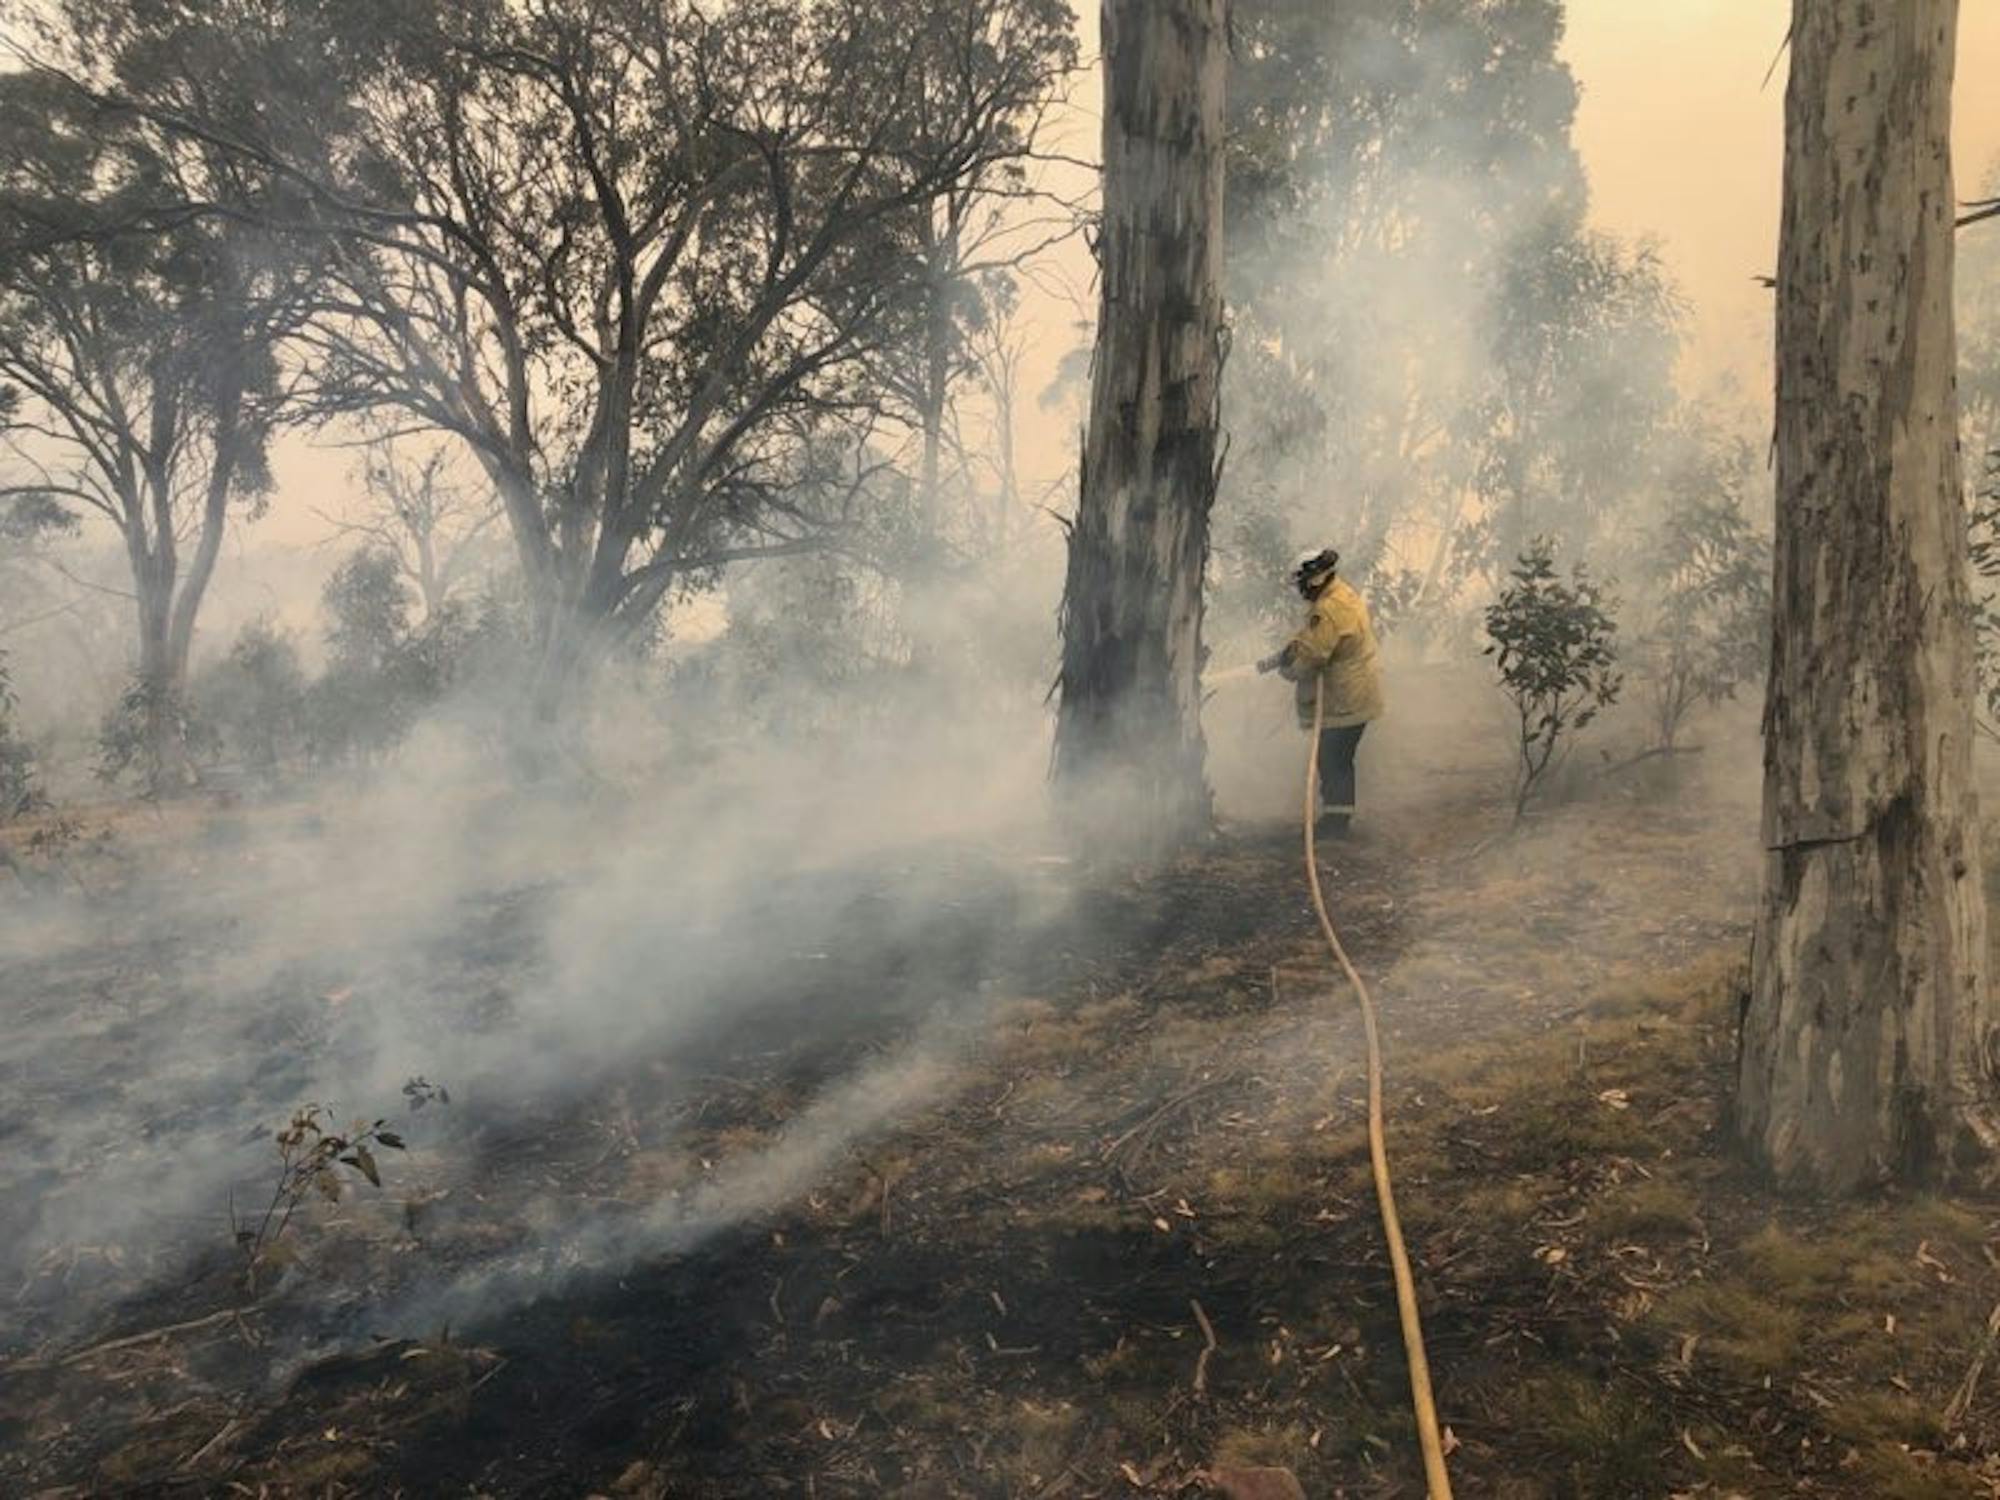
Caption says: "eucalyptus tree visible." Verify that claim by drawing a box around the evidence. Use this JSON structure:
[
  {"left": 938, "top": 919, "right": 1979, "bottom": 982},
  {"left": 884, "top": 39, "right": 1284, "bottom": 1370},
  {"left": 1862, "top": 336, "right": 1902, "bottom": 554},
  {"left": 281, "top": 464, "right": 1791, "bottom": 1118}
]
[
  {"left": 50, "top": 0, "right": 1076, "bottom": 727},
  {"left": 1051, "top": 0, "right": 1228, "bottom": 843},
  {"left": 1219, "top": 0, "right": 1678, "bottom": 623},
  {"left": 1740, "top": 0, "right": 1995, "bottom": 1190},
  {"left": 0, "top": 69, "right": 305, "bottom": 791}
]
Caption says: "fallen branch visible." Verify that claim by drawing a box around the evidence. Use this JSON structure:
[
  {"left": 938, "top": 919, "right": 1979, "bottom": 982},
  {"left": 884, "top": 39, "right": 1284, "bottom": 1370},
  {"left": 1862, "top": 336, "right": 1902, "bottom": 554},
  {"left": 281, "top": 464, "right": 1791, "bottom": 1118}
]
[
  {"left": 179, "top": 1418, "right": 240, "bottom": 1471},
  {"left": 68, "top": 1309, "right": 255, "bottom": 1363},
  {"left": 1600, "top": 744, "right": 1707, "bottom": 778},
  {"left": 1104, "top": 1070, "right": 1239, "bottom": 1162},
  {"left": 1944, "top": 1301, "right": 2000, "bottom": 1428},
  {"left": 3, "top": 1307, "right": 261, "bottom": 1371},
  {"left": 1190, "top": 1298, "right": 1218, "bottom": 1396},
  {"left": 467, "top": 1355, "right": 509, "bottom": 1396}
]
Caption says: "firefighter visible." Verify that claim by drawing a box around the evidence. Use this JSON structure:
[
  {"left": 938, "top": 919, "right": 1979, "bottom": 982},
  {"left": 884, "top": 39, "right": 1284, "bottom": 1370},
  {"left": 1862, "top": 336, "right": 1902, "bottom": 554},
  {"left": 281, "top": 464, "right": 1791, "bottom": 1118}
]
[{"left": 1257, "top": 548, "right": 1384, "bottom": 836}]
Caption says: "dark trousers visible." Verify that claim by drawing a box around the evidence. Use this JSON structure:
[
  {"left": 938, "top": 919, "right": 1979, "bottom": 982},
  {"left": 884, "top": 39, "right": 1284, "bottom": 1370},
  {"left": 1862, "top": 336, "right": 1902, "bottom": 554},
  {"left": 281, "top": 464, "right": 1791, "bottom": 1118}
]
[{"left": 1317, "top": 723, "right": 1366, "bottom": 825}]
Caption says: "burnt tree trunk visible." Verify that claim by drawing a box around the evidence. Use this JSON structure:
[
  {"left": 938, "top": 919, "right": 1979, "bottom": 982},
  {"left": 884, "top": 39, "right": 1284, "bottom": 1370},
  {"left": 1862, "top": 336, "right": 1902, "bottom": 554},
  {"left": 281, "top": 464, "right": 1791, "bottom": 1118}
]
[
  {"left": 129, "top": 529, "right": 188, "bottom": 796},
  {"left": 1052, "top": 0, "right": 1226, "bottom": 844},
  {"left": 1739, "top": 0, "right": 1998, "bottom": 1190}
]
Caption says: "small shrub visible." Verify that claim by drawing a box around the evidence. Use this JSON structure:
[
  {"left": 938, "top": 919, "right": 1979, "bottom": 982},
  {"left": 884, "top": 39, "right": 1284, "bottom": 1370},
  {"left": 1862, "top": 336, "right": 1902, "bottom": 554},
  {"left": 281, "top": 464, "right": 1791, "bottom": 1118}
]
[
  {"left": 1360, "top": 564, "right": 1426, "bottom": 640},
  {"left": 324, "top": 547, "right": 415, "bottom": 670},
  {"left": 194, "top": 620, "right": 310, "bottom": 781},
  {"left": 1650, "top": 1281, "right": 1802, "bottom": 1381},
  {"left": 1967, "top": 463, "right": 2000, "bottom": 736},
  {"left": 235, "top": 1104, "right": 407, "bottom": 1288},
  {"left": 1484, "top": 538, "right": 1622, "bottom": 818},
  {"left": 306, "top": 549, "right": 486, "bottom": 767},
  {"left": 0, "top": 649, "right": 40, "bottom": 819},
  {"left": 1585, "top": 1178, "right": 1704, "bottom": 1246},
  {"left": 1631, "top": 474, "right": 1769, "bottom": 752},
  {"left": 1500, "top": 1371, "right": 1670, "bottom": 1499},
  {"left": 96, "top": 675, "right": 212, "bottom": 793}
]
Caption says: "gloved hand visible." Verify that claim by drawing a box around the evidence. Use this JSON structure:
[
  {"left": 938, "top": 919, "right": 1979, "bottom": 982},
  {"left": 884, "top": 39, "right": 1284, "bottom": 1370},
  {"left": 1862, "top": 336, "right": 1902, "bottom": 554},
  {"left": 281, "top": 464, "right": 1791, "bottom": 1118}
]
[{"left": 1256, "top": 652, "right": 1283, "bottom": 675}]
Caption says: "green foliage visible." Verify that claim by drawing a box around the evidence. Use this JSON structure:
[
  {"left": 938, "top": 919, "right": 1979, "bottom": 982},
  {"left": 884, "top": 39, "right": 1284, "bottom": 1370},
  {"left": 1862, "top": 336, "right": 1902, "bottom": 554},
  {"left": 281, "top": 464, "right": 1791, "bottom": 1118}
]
[
  {"left": 193, "top": 620, "right": 311, "bottom": 780},
  {"left": 323, "top": 549, "right": 415, "bottom": 674},
  {"left": 0, "top": 649, "right": 40, "bottom": 819},
  {"left": 176, "top": 567, "right": 520, "bottom": 787},
  {"left": 1217, "top": 0, "right": 1680, "bottom": 643},
  {"left": 686, "top": 552, "right": 914, "bottom": 740},
  {"left": 95, "top": 675, "right": 209, "bottom": 794},
  {"left": 303, "top": 546, "right": 514, "bottom": 767},
  {"left": 1468, "top": 224, "right": 1683, "bottom": 577},
  {"left": 0, "top": 41, "right": 319, "bottom": 790},
  {"left": 1968, "top": 479, "right": 2000, "bottom": 734},
  {"left": 309, "top": 547, "right": 428, "bottom": 766},
  {"left": 1209, "top": 507, "right": 1300, "bottom": 643},
  {"left": 61, "top": 0, "right": 1078, "bottom": 690},
  {"left": 1359, "top": 564, "right": 1427, "bottom": 641},
  {"left": 1962, "top": 157, "right": 2000, "bottom": 736},
  {"left": 1484, "top": 538, "right": 1621, "bottom": 818},
  {"left": 1499, "top": 1371, "right": 1671, "bottom": 1499},
  {"left": 1961, "top": 158, "right": 2000, "bottom": 492},
  {"left": 0, "top": 471, "right": 80, "bottom": 544},
  {"left": 236, "top": 1103, "right": 407, "bottom": 1289},
  {"left": 1629, "top": 434, "right": 1771, "bottom": 751}
]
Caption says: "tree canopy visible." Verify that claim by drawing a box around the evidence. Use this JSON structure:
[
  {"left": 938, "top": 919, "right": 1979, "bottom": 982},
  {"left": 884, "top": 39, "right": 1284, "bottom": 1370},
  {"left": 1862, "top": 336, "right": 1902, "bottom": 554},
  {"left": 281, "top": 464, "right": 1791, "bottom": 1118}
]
[{"left": 39, "top": 0, "right": 1075, "bottom": 705}]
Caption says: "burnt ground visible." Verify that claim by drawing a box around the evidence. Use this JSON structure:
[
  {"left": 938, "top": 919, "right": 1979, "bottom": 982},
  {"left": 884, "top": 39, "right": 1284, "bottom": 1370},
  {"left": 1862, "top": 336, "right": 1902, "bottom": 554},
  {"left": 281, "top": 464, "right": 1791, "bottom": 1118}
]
[{"left": 5, "top": 755, "right": 2000, "bottom": 1498}]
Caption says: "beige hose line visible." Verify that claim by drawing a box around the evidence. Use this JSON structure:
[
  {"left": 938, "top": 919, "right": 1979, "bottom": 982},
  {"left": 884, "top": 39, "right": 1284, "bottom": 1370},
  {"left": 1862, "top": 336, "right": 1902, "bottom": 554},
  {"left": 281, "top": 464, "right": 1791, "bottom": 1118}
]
[{"left": 1305, "top": 676, "right": 1454, "bottom": 1499}]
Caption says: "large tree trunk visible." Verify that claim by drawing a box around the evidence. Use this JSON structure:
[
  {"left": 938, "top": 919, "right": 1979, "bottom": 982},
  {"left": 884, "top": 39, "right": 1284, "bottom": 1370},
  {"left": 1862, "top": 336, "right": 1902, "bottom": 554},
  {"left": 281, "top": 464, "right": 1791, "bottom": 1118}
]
[
  {"left": 133, "top": 562, "right": 188, "bottom": 796},
  {"left": 1052, "top": 0, "right": 1226, "bottom": 844},
  {"left": 119, "top": 476, "right": 193, "bottom": 799},
  {"left": 1739, "top": 0, "right": 1997, "bottom": 1190},
  {"left": 122, "top": 373, "right": 249, "bottom": 798}
]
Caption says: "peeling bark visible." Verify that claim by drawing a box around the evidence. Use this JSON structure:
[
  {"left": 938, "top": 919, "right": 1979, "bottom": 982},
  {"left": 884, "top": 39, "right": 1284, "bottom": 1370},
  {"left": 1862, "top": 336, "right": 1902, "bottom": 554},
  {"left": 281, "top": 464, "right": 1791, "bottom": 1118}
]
[
  {"left": 1740, "top": 0, "right": 1998, "bottom": 1190},
  {"left": 1053, "top": 0, "right": 1227, "bottom": 844}
]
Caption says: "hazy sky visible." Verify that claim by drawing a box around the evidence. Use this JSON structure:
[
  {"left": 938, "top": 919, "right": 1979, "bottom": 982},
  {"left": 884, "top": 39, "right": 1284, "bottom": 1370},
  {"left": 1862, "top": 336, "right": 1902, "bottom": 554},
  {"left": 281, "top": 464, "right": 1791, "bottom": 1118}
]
[
  {"left": 984, "top": 1, "right": 2000, "bottom": 516},
  {"left": 1564, "top": 0, "right": 2000, "bottom": 400}
]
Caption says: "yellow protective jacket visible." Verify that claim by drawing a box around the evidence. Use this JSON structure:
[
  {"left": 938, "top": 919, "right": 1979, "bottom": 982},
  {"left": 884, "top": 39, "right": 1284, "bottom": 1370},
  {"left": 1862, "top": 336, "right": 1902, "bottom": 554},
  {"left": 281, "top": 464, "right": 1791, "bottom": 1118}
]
[{"left": 1279, "top": 577, "right": 1384, "bottom": 729}]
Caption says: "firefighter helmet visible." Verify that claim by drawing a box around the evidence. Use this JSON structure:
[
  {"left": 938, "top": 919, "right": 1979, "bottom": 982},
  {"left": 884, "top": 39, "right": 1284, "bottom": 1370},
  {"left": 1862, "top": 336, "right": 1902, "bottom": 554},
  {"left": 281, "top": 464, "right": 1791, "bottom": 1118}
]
[{"left": 1292, "top": 547, "right": 1341, "bottom": 598}]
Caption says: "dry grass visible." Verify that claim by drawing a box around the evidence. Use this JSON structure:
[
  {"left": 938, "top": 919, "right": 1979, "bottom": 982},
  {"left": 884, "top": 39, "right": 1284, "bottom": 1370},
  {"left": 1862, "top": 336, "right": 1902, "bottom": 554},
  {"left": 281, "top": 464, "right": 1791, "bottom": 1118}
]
[
  {"left": 1491, "top": 1371, "right": 1671, "bottom": 1499},
  {"left": 19, "top": 769, "right": 2000, "bottom": 1498}
]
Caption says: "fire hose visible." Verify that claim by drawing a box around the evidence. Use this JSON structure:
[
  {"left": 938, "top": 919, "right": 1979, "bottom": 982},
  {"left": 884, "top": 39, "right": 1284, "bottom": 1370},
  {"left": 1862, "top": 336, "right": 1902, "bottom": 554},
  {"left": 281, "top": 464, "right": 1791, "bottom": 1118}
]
[{"left": 1303, "top": 674, "right": 1454, "bottom": 1498}]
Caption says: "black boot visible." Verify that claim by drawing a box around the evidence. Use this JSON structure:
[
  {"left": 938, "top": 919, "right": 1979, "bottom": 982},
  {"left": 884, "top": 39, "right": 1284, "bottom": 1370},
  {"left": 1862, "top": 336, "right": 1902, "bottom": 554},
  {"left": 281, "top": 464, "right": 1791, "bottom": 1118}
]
[{"left": 1315, "top": 809, "right": 1352, "bottom": 840}]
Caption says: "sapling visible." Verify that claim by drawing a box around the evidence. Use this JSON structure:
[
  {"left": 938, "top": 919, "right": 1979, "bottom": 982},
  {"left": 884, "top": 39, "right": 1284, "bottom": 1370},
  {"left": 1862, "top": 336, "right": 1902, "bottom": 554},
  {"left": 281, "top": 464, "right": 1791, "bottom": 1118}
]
[
  {"left": 1968, "top": 457, "right": 2000, "bottom": 740},
  {"left": 236, "top": 1105, "right": 406, "bottom": 1288},
  {"left": 1630, "top": 485, "right": 1769, "bottom": 755},
  {"left": 0, "top": 649, "right": 38, "bottom": 819},
  {"left": 1484, "top": 537, "right": 1622, "bottom": 819}
]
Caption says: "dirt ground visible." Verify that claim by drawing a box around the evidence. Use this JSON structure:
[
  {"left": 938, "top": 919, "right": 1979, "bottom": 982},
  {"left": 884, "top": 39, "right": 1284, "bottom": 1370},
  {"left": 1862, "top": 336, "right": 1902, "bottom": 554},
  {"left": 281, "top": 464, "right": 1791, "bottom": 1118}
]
[{"left": 5, "top": 695, "right": 2000, "bottom": 1498}]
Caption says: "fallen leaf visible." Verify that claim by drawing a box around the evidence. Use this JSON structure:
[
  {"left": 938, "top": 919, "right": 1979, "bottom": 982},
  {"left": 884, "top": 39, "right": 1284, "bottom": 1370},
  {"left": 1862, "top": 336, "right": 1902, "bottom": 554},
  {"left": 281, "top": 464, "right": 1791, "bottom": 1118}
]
[{"left": 1916, "top": 1241, "right": 1955, "bottom": 1283}]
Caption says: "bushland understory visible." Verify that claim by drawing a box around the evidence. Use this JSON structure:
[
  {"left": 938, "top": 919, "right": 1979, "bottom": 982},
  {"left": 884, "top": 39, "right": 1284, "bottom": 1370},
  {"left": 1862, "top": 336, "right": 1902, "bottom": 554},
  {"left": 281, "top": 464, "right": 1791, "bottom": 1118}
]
[{"left": 5, "top": 772, "right": 2000, "bottom": 1498}]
